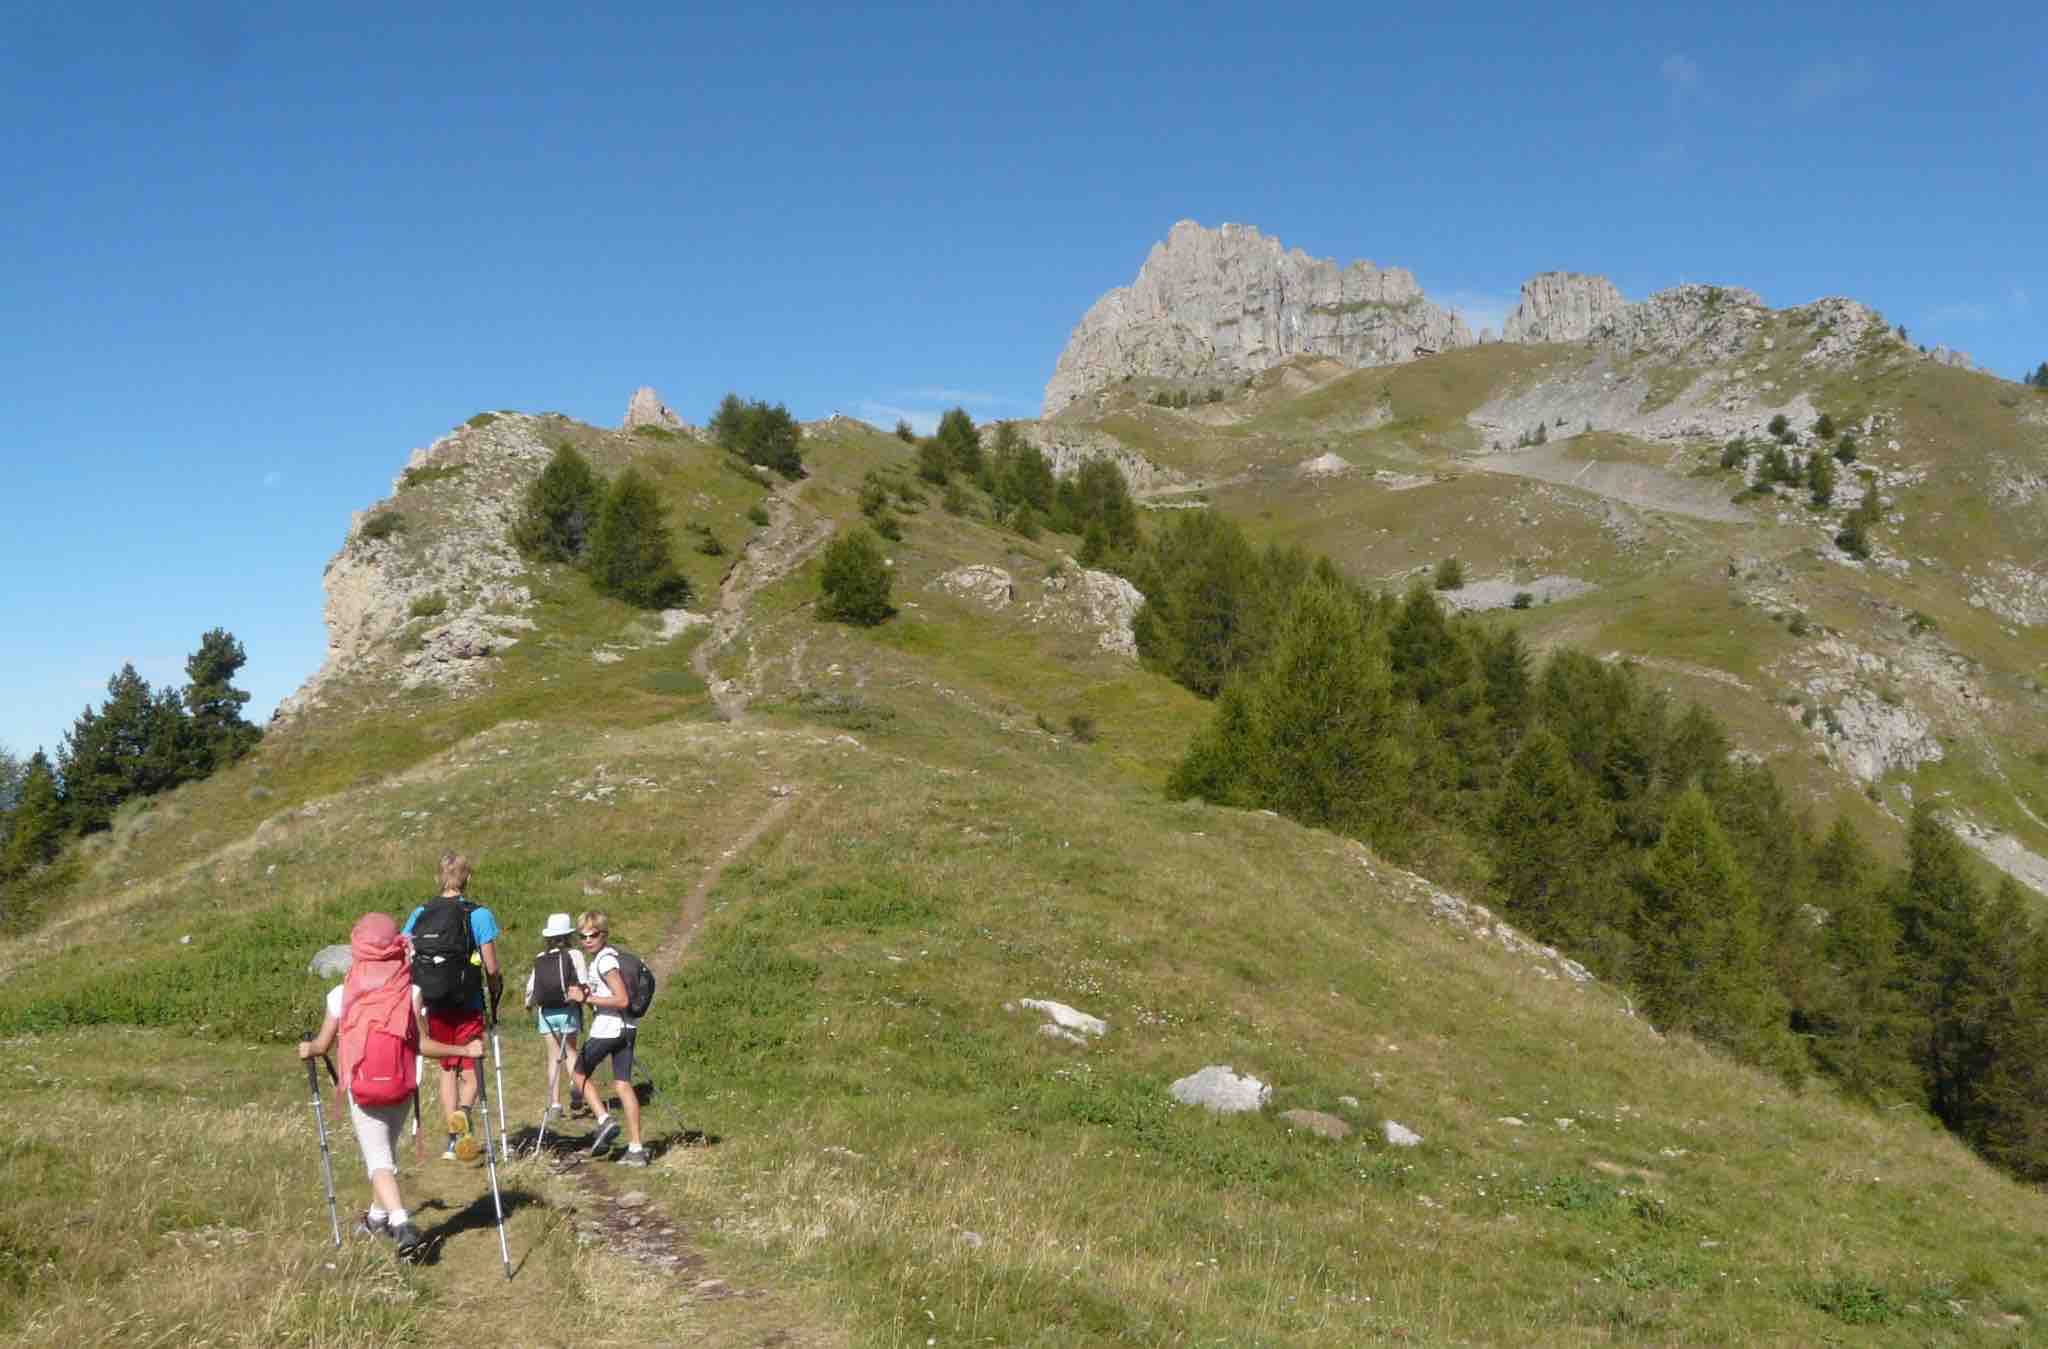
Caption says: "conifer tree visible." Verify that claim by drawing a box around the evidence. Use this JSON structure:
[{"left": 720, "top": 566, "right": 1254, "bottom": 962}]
[
  {"left": 1490, "top": 727, "right": 1614, "bottom": 950},
  {"left": 511, "top": 443, "right": 602, "bottom": 563},
  {"left": 1388, "top": 583, "right": 1462, "bottom": 705},
  {"left": 1632, "top": 787, "right": 1794, "bottom": 1072},
  {"left": 59, "top": 665, "right": 190, "bottom": 833},
  {"left": 182, "top": 628, "right": 260, "bottom": 771},
  {"left": 935, "top": 407, "right": 982, "bottom": 478},
  {"left": 586, "top": 468, "right": 690, "bottom": 609},
  {"left": 1807, "top": 450, "right": 1836, "bottom": 507},
  {"left": 1169, "top": 576, "right": 1405, "bottom": 844},
  {"left": 1893, "top": 803, "right": 1992, "bottom": 1128},
  {"left": 0, "top": 752, "right": 62, "bottom": 879},
  {"left": 709, "top": 393, "right": 803, "bottom": 478},
  {"left": 1974, "top": 883, "right": 2048, "bottom": 1178},
  {"left": 817, "top": 526, "right": 893, "bottom": 625},
  {"left": 1803, "top": 818, "right": 1917, "bottom": 1098}
]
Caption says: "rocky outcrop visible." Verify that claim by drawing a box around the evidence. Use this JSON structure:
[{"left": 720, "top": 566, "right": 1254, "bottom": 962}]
[
  {"left": 1500, "top": 272, "right": 1628, "bottom": 344},
  {"left": 1500, "top": 274, "right": 1767, "bottom": 364},
  {"left": 274, "top": 416, "right": 551, "bottom": 721},
  {"left": 623, "top": 386, "right": 686, "bottom": 431},
  {"left": 931, "top": 561, "right": 1143, "bottom": 658},
  {"left": 1002, "top": 421, "right": 1190, "bottom": 495},
  {"left": 1043, "top": 221, "right": 1473, "bottom": 414}
]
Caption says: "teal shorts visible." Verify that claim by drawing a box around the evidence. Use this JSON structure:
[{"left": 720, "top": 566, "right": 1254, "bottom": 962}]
[{"left": 537, "top": 1006, "right": 581, "bottom": 1036}]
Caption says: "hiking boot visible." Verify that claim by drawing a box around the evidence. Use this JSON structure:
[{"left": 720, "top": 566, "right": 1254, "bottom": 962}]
[
  {"left": 616, "top": 1147, "right": 649, "bottom": 1167},
  {"left": 588, "top": 1117, "right": 621, "bottom": 1155},
  {"left": 453, "top": 1135, "right": 484, "bottom": 1164},
  {"left": 393, "top": 1222, "right": 426, "bottom": 1262},
  {"left": 357, "top": 1211, "right": 393, "bottom": 1239},
  {"left": 569, "top": 1099, "right": 593, "bottom": 1118},
  {"left": 440, "top": 1139, "right": 458, "bottom": 1161}
]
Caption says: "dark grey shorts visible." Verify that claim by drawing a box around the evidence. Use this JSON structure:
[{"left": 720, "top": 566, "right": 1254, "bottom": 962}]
[{"left": 575, "top": 1029, "right": 635, "bottom": 1081}]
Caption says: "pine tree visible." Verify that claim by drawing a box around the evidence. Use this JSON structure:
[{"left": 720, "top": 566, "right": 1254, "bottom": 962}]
[
  {"left": 0, "top": 751, "right": 63, "bottom": 879},
  {"left": 817, "top": 526, "right": 892, "bottom": 625},
  {"left": 709, "top": 394, "right": 803, "bottom": 478},
  {"left": 183, "top": 628, "right": 260, "bottom": 771},
  {"left": 586, "top": 468, "right": 690, "bottom": 609},
  {"left": 1807, "top": 450, "right": 1836, "bottom": 507},
  {"left": 1893, "top": 804, "right": 1992, "bottom": 1128},
  {"left": 511, "top": 443, "right": 603, "bottom": 563},
  {"left": 1803, "top": 818, "right": 1917, "bottom": 1099},
  {"left": 1490, "top": 727, "right": 1614, "bottom": 950},
  {"left": 1974, "top": 886, "right": 2048, "bottom": 1178},
  {"left": 1169, "top": 576, "right": 1407, "bottom": 845},
  {"left": 1633, "top": 788, "right": 1795, "bottom": 1072},
  {"left": 59, "top": 664, "right": 193, "bottom": 833},
  {"left": 935, "top": 407, "right": 982, "bottom": 478}
]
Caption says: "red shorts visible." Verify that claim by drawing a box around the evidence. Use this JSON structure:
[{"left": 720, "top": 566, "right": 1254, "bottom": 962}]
[{"left": 425, "top": 1007, "right": 485, "bottom": 1070}]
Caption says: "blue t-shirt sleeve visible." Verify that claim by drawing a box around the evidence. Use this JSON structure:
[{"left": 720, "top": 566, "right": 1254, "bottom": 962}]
[
  {"left": 470, "top": 906, "right": 501, "bottom": 947},
  {"left": 401, "top": 906, "right": 423, "bottom": 935}
]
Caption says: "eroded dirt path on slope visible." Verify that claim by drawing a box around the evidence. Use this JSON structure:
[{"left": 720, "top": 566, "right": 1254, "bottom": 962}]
[
  {"left": 692, "top": 478, "right": 836, "bottom": 721},
  {"left": 529, "top": 744, "right": 816, "bottom": 1338}
]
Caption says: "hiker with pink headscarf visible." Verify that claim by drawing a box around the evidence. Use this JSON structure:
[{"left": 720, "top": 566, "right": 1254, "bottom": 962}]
[{"left": 299, "top": 911, "right": 483, "bottom": 1260}]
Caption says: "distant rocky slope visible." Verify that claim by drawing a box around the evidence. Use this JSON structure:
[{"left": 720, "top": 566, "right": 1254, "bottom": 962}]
[
  {"left": 1043, "top": 221, "right": 1474, "bottom": 414},
  {"left": 1046, "top": 224, "right": 1980, "bottom": 412}
]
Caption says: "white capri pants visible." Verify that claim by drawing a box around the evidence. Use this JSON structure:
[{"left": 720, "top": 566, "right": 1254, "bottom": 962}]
[{"left": 346, "top": 1094, "right": 412, "bottom": 1178}]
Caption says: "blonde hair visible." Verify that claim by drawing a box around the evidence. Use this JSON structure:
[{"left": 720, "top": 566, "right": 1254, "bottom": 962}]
[
  {"left": 577, "top": 909, "right": 610, "bottom": 937},
  {"left": 438, "top": 851, "right": 472, "bottom": 893}
]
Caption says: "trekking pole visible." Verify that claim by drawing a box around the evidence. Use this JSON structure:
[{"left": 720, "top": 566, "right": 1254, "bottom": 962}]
[
  {"left": 490, "top": 1009, "right": 510, "bottom": 1163},
  {"left": 301, "top": 1034, "right": 342, "bottom": 1249},
  {"left": 412, "top": 1075, "right": 424, "bottom": 1167},
  {"left": 472, "top": 1039, "right": 514, "bottom": 1280},
  {"left": 535, "top": 1027, "right": 558, "bottom": 1157}
]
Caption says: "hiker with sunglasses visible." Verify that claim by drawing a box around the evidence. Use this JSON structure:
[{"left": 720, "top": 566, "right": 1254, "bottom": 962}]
[
  {"left": 564, "top": 911, "right": 648, "bottom": 1165},
  {"left": 300, "top": 911, "right": 484, "bottom": 1260}
]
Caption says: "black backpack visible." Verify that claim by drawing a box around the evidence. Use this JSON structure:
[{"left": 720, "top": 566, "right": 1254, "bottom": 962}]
[
  {"left": 613, "top": 949, "right": 656, "bottom": 1019},
  {"left": 530, "top": 947, "right": 576, "bottom": 1009},
  {"left": 411, "top": 897, "right": 480, "bottom": 1010}
]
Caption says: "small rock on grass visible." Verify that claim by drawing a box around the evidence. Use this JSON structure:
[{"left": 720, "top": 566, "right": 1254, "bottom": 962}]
[
  {"left": 1170, "top": 1065, "right": 1270, "bottom": 1114},
  {"left": 1281, "top": 1109, "right": 1352, "bottom": 1140},
  {"left": 1382, "top": 1120, "right": 1423, "bottom": 1148}
]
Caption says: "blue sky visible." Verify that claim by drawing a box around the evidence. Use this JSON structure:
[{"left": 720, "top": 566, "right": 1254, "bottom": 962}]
[{"left": 3, "top": 2, "right": 2042, "bottom": 758}]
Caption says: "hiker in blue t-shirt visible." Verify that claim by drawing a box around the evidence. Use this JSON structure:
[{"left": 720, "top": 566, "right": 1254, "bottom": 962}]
[{"left": 401, "top": 851, "right": 502, "bottom": 1160}]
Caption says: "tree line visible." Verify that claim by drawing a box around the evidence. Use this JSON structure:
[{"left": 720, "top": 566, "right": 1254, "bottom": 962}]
[
  {"left": 1, "top": 630, "right": 260, "bottom": 922},
  {"left": 1129, "top": 508, "right": 2048, "bottom": 1180}
]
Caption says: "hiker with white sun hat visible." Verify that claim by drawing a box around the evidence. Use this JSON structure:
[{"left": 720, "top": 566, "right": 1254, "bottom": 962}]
[{"left": 525, "top": 910, "right": 588, "bottom": 1138}]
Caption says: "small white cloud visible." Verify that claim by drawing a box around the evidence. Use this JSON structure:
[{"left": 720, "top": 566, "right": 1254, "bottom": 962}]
[
  {"left": 262, "top": 470, "right": 284, "bottom": 488},
  {"left": 855, "top": 401, "right": 938, "bottom": 436},
  {"left": 1790, "top": 58, "right": 1872, "bottom": 107},
  {"left": 1660, "top": 54, "right": 1701, "bottom": 97},
  {"left": 900, "top": 387, "right": 1010, "bottom": 407}
]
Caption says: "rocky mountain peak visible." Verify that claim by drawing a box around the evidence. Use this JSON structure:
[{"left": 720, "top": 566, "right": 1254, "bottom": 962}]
[
  {"left": 1043, "top": 221, "right": 1475, "bottom": 415},
  {"left": 623, "top": 385, "right": 686, "bottom": 432}
]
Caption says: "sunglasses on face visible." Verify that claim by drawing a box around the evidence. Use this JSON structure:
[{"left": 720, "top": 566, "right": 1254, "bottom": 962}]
[{"left": 578, "top": 930, "right": 603, "bottom": 940}]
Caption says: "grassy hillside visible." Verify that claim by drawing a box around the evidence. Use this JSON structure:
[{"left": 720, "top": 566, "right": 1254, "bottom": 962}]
[{"left": 5, "top": 389, "right": 2048, "bottom": 1345}]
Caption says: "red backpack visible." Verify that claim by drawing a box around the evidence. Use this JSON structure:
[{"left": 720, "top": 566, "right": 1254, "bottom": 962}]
[
  {"left": 341, "top": 979, "right": 421, "bottom": 1108},
  {"left": 350, "top": 1022, "right": 419, "bottom": 1106}
]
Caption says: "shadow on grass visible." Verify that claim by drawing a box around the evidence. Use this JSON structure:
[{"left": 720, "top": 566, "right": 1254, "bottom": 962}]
[{"left": 410, "top": 1187, "right": 542, "bottom": 1267}]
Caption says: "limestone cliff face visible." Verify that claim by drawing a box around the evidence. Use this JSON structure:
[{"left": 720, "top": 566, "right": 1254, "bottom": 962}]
[
  {"left": 1502, "top": 273, "right": 1768, "bottom": 363},
  {"left": 1500, "top": 272, "right": 1628, "bottom": 344},
  {"left": 1043, "top": 221, "right": 1474, "bottom": 415}
]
